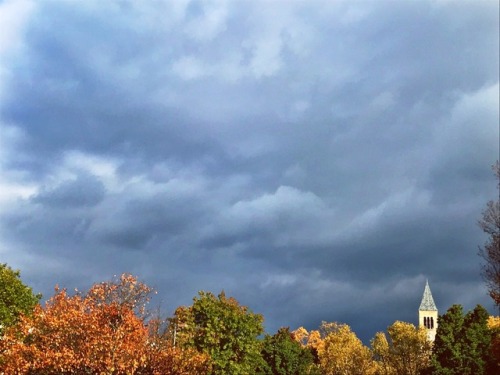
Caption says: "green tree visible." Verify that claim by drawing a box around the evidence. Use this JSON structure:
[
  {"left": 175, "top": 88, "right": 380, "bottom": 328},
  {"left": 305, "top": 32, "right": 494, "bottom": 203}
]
[
  {"left": 257, "top": 327, "right": 319, "bottom": 375},
  {"left": 478, "top": 161, "right": 500, "bottom": 306},
  {"left": 431, "top": 304, "right": 465, "bottom": 374},
  {"left": 461, "top": 305, "right": 492, "bottom": 374},
  {"left": 0, "top": 263, "right": 40, "bottom": 332},
  {"left": 431, "top": 304, "right": 494, "bottom": 375},
  {"left": 172, "top": 291, "right": 264, "bottom": 375}
]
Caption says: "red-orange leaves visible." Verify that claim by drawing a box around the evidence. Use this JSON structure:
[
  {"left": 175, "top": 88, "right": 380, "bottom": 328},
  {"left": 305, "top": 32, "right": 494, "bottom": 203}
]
[
  {"left": 0, "top": 274, "right": 210, "bottom": 374},
  {"left": 0, "top": 279, "right": 149, "bottom": 374}
]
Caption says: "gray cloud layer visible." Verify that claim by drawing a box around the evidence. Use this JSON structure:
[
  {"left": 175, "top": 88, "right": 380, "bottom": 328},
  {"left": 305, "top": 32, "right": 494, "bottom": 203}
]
[{"left": 0, "top": 0, "right": 498, "bottom": 342}]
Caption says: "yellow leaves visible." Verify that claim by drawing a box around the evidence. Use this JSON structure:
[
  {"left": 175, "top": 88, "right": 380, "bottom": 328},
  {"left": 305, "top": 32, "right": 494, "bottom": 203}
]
[
  {"left": 291, "top": 326, "right": 309, "bottom": 346},
  {"left": 371, "top": 332, "right": 396, "bottom": 375},
  {"left": 295, "top": 321, "right": 431, "bottom": 375},
  {"left": 489, "top": 316, "right": 500, "bottom": 370},
  {"left": 293, "top": 322, "right": 377, "bottom": 375},
  {"left": 308, "top": 329, "right": 323, "bottom": 351},
  {"left": 488, "top": 315, "right": 500, "bottom": 329},
  {"left": 372, "top": 321, "right": 432, "bottom": 375},
  {"left": 317, "top": 322, "right": 376, "bottom": 375}
]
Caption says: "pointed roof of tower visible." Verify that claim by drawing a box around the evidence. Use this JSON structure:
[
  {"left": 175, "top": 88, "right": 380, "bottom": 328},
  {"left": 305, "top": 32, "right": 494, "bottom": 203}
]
[{"left": 419, "top": 280, "right": 437, "bottom": 311}]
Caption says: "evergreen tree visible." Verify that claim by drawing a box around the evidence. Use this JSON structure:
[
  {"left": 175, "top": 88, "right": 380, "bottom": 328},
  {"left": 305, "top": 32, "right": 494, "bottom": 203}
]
[
  {"left": 461, "top": 305, "right": 492, "bottom": 374},
  {"left": 431, "top": 304, "right": 465, "bottom": 374},
  {"left": 431, "top": 304, "right": 494, "bottom": 374}
]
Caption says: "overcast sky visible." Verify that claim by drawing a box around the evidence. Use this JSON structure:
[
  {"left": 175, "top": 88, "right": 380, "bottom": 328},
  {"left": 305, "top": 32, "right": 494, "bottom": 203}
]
[{"left": 0, "top": 0, "right": 498, "bottom": 343}]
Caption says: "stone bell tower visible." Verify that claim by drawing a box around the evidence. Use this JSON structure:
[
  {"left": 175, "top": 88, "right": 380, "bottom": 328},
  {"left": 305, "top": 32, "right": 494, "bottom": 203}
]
[{"left": 419, "top": 280, "right": 438, "bottom": 342}]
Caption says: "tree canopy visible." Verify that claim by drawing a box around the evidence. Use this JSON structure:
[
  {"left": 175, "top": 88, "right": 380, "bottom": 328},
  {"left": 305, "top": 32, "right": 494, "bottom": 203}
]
[
  {"left": 0, "top": 263, "right": 40, "bottom": 331},
  {"left": 172, "top": 291, "right": 264, "bottom": 375},
  {"left": 1, "top": 267, "right": 498, "bottom": 374},
  {"left": 431, "top": 304, "right": 497, "bottom": 375},
  {"left": 293, "top": 322, "right": 377, "bottom": 375},
  {"left": 0, "top": 274, "right": 210, "bottom": 374},
  {"left": 372, "top": 321, "right": 431, "bottom": 375},
  {"left": 257, "top": 327, "right": 319, "bottom": 375}
]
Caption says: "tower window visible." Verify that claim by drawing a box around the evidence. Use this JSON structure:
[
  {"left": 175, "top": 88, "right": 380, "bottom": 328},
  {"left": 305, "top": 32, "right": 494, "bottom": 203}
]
[{"left": 423, "top": 316, "right": 434, "bottom": 329}]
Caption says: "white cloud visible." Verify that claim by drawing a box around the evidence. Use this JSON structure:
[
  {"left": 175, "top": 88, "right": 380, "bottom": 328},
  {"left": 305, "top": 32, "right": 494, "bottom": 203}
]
[
  {"left": 8, "top": 150, "right": 120, "bottom": 204},
  {"left": 238, "top": 2, "right": 317, "bottom": 79},
  {"left": 0, "top": 125, "right": 36, "bottom": 205},
  {"left": 248, "top": 35, "right": 284, "bottom": 79},
  {"left": 184, "top": 0, "right": 229, "bottom": 42},
  {"left": 261, "top": 273, "right": 298, "bottom": 289},
  {"left": 368, "top": 91, "right": 397, "bottom": 113},
  {"left": 450, "top": 82, "right": 499, "bottom": 137},
  {"left": 434, "top": 82, "right": 499, "bottom": 165},
  {"left": 342, "top": 187, "right": 432, "bottom": 239},
  {"left": 0, "top": 0, "right": 35, "bottom": 56},
  {"left": 203, "top": 185, "right": 339, "bottom": 248},
  {"left": 228, "top": 186, "right": 326, "bottom": 224},
  {"left": 60, "top": 151, "right": 119, "bottom": 191},
  {"left": 171, "top": 55, "right": 208, "bottom": 80},
  {"left": 0, "top": 0, "right": 36, "bottom": 103}
]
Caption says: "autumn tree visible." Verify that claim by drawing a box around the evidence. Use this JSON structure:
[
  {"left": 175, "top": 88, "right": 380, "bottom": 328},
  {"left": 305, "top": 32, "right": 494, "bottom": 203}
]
[
  {"left": 0, "top": 263, "right": 40, "bottom": 332},
  {"left": 371, "top": 321, "right": 431, "bottom": 375},
  {"left": 320, "top": 322, "right": 377, "bottom": 375},
  {"left": 371, "top": 331, "right": 396, "bottom": 375},
  {"left": 291, "top": 326, "right": 322, "bottom": 363},
  {"left": 478, "top": 161, "right": 500, "bottom": 306},
  {"left": 293, "top": 322, "right": 376, "bottom": 375},
  {"left": 172, "top": 290, "right": 264, "bottom": 375},
  {"left": 0, "top": 275, "right": 149, "bottom": 373},
  {"left": 257, "top": 327, "right": 319, "bottom": 375},
  {"left": 0, "top": 274, "right": 210, "bottom": 374},
  {"left": 88, "top": 273, "right": 154, "bottom": 318},
  {"left": 138, "top": 316, "right": 211, "bottom": 375}
]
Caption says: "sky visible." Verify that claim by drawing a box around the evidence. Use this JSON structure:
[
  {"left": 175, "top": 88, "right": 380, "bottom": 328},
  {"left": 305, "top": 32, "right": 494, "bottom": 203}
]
[{"left": 0, "top": 0, "right": 498, "bottom": 343}]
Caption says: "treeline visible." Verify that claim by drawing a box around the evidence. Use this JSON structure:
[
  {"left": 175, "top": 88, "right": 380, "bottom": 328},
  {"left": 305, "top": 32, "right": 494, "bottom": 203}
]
[{"left": 0, "top": 265, "right": 499, "bottom": 374}]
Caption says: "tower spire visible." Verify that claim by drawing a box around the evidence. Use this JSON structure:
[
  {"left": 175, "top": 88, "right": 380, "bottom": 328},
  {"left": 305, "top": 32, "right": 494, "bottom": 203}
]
[{"left": 419, "top": 279, "right": 437, "bottom": 311}]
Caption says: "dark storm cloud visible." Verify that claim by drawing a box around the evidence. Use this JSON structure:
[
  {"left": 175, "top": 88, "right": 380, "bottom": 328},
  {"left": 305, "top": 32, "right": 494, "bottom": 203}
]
[
  {"left": 0, "top": 0, "right": 498, "bottom": 343},
  {"left": 31, "top": 173, "right": 105, "bottom": 208}
]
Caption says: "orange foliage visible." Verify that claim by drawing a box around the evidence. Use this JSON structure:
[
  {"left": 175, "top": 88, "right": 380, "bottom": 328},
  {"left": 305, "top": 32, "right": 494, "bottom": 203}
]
[{"left": 0, "top": 274, "right": 210, "bottom": 374}]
